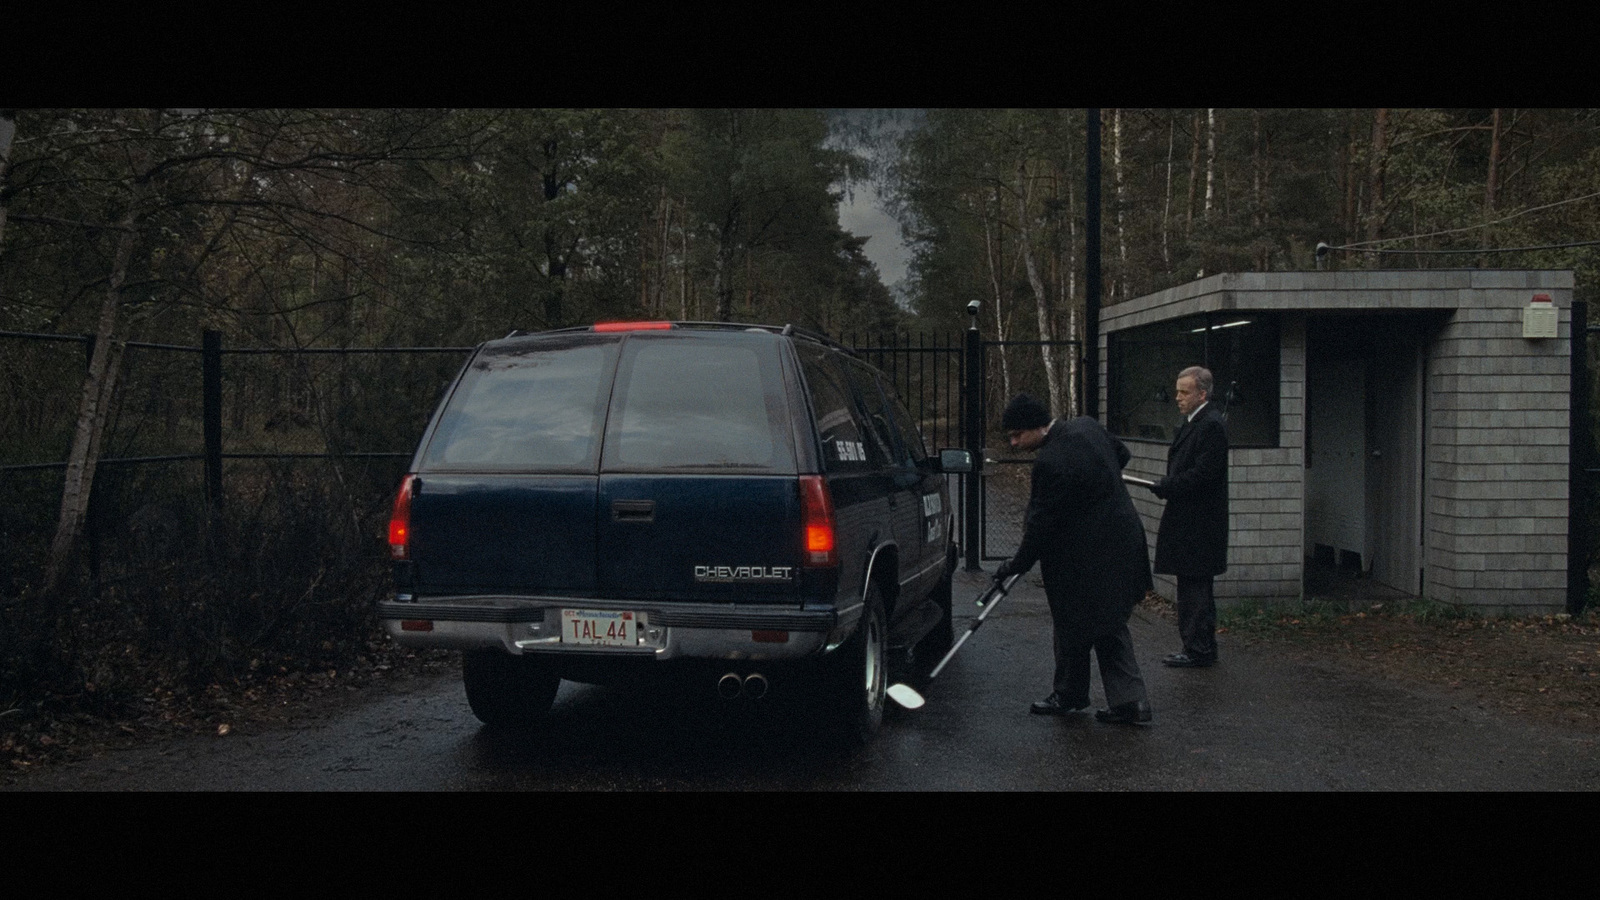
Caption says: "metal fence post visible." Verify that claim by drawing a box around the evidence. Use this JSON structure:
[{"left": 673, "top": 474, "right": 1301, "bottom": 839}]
[
  {"left": 964, "top": 324, "right": 982, "bottom": 571},
  {"left": 203, "top": 329, "right": 223, "bottom": 513},
  {"left": 1570, "top": 301, "right": 1590, "bottom": 615}
]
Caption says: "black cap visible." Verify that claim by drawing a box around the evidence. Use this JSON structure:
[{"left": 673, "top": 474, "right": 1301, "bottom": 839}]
[{"left": 1001, "top": 393, "right": 1051, "bottom": 431}]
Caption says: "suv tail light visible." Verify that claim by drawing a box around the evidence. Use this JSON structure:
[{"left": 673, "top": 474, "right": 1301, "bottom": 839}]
[
  {"left": 389, "top": 474, "right": 417, "bottom": 560},
  {"left": 798, "top": 475, "right": 837, "bottom": 567}
]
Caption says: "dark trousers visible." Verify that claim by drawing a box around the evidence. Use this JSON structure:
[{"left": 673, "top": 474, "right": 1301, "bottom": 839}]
[
  {"left": 1051, "top": 615, "right": 1148, "bottom": 709},
  {"left": 1175, "top": 574, "right": 1218, "bottom": 661}
]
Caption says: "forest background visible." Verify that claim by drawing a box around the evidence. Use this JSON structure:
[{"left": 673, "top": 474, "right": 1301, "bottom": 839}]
[{"left": 3, "top": 107, "right": 1599, "bottom": 740}]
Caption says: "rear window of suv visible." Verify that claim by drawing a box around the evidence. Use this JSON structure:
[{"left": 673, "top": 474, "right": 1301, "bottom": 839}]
[
  {"left": 419, "top": 335, "right": 620, "bottom": 472},
  {"left": 601, "top": 333, "right": 796, "bottom": 473}
]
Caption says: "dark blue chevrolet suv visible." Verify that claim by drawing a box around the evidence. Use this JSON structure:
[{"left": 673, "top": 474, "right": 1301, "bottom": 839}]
[{"left": 380, "top": 322, "right": 971, "bottom": 745}]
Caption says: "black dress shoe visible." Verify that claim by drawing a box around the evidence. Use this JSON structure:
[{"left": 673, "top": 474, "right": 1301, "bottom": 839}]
[
  {"left": 1030, "top": 692, "right": 1089, "bottom": 715},
  {"left": 1162, "top": 652, "right": 1216, "bottom": 668},
  {"left": 1094, "top": 701, "right": 1152, "bottom": 724}
]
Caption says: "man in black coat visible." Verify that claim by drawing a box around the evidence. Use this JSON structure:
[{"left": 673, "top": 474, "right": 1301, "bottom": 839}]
[
  {"left": 1151, "top": 366, "right": 1229, "bottom": 668},
  {"left": 994, "top": 393, "right": 1152, "bottom": 725}
]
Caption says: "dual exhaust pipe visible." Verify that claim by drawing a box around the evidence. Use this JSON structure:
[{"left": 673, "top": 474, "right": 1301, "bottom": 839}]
[{"left": 717, "top": 672, "right": 769, "bottom": 700}]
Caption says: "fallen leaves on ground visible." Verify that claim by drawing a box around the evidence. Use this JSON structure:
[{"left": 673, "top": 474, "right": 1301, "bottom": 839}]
[
  {"left": 1142, "top": 593, "right": 1600, "bottom": 734},
  {"left": 1, "top": 643, "right": 458, "bottom": 777}
]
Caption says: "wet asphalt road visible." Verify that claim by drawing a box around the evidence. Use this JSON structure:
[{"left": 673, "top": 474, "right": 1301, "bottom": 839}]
[{"left": 7, "top": 568, "right": 1600, "bottom": 791}]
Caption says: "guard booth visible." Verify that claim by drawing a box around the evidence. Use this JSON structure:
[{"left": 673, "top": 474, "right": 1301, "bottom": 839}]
[{"left": 1099, "top": 270, "right": 1576, "bottom": 615}]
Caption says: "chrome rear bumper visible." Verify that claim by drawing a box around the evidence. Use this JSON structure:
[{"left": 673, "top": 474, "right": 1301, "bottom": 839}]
[{"left": 378, "top": 595, "right": 857, "bottom": 661}]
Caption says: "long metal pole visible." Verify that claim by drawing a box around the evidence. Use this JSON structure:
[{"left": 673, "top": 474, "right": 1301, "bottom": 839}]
[
  {"left": 886, "top": 573, "right": 1021, "bottom": 709},
  {"left": 929, "top": 573, "right": 1019, "bottom": 678},
  {"left": 964, "top": 324, "right": 982, "bottom": 570}
]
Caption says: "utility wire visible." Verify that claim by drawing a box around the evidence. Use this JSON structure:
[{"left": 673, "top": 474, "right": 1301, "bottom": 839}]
[
  {"left": 1322, "top": 240, "right": 1600, "bottom": 256},
  {"left": 1335, "top": 189, "right": 1600, "bottom": 250}
]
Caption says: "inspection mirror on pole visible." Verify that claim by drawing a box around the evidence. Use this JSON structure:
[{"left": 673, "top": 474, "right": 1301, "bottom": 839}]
[{"left": 887, "top": 573, "right": 1020, "bottom": 710}]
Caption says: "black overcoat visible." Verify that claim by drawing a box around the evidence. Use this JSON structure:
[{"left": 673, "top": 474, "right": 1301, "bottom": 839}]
[
  {"left": 1009, "top": 417, "right": 1153, "bottom": 639},
  {"left": 1153, "top": 403, "right": 1229, "bottom": 577}
]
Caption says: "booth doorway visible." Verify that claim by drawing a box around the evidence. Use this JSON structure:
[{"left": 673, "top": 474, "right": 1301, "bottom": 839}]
[{"left": 1305, "top": 315, "right": 1433, "bottom": 600}]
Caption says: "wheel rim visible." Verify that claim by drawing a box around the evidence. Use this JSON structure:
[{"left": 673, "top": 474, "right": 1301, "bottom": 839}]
[{"left": 864, "top": 607, "right": 885, "bottom": 712}]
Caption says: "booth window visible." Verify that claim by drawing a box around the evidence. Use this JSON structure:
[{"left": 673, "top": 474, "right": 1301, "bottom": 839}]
[{"left": 1108, "top": 313, "right": 1279, "bottom": 448}]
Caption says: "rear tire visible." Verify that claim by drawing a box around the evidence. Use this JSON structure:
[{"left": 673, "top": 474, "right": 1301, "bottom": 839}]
[
  {"left": 463, "top": 649, "right": 561, "bottom": 730},
  {"left": 825, "top": 583, "right": 887, "bottom": 746}
]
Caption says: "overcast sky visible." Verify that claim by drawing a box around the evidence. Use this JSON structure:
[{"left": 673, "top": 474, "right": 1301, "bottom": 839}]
[
  {"left": 838, "top": 181, "right": 908, "bottom": 288},
  {"left": 828, "top": 109, "right": 919, "bottom": 293}
]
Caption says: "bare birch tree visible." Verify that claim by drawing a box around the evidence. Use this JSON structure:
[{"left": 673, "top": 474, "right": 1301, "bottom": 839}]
[
  {"left": 1252, "top": 110, "right": 1267, "bottom": 271},
  {"left": 1204, "top": 108, "right": 1217, "bottom": 221},
  {"left": 1057, "top": 152, "right": 1080, "bottom": 417},
  {"left": 1066, "top": 175, "right": 1079, "bottom": 418},
  {"left": 1186, "top": 111, "right": 1202, "bottom": 236},
  {"left": 1486, "top": 107, "right": 1502, "bottom": 211},
  {"left": 1162, "top": 111, "right": 1175, "bottom": 272},
  {"left": 37, "top": 110, "right": 162, "bottom": 594},
  {"left": 1014, "top": 160, "right": 1063, "bottom": 414},
  {"left": 1367, "top": 108, "right": 1390, "bottom": 248},
  {"left": 980, "top": 198, "right": 1014, "bottom": 402},
  {"left": 1112, "top": 108, "right": 1129, "bottom": 300}
]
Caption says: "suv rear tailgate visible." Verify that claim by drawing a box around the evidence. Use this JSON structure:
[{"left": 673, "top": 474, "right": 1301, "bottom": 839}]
[
  {"left": 597, "top": 474, "right": 801, "bottom": 602},
  {"left": 593, "top": 330, "right": 804, "bottom": 604},
  {"left": 409, "top": 474, "right": 598, "bottom": 593}
]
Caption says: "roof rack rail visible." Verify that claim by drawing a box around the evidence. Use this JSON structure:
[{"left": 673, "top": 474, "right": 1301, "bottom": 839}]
[
  {"left": 487, "top": 320, "right": 859, "bottom": 357},
  {"left": 669, "top": 321, "right": 856, "bottom": 355},
  {"left": 514, "top": 325, "right": 595, "bottom": 337}
]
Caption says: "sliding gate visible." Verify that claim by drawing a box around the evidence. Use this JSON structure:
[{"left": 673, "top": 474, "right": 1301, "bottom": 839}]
[
  {"left": 973, "top": 337, "right": 1082, "bottom": 564},
  {"left": 845, "top": 330, "right": 1082, "bottom": 569}
]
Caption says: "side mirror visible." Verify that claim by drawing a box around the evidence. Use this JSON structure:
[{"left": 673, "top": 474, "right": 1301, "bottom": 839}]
[{"left": 937, "top": 448, "right": 974, "bottom": 474}]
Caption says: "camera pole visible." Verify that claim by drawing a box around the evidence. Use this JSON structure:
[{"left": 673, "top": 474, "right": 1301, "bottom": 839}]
[{"left": 963, "top": 300, "right": 982, "bottom": 570}]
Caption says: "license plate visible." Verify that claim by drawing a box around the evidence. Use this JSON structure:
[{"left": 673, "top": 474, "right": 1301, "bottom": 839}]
[{"left": 560, "top": 609, "right": 639, "bottom": 646}]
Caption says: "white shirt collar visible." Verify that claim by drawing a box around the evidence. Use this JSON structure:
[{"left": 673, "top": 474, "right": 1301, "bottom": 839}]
[{"left": 1186, "top": 400, "right": 1209, "bottom": 423}]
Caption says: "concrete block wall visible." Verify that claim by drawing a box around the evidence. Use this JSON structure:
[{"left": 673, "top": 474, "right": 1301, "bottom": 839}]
[{"left": 1423, "top": 272, "right": 1573, "bottom": 612}]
